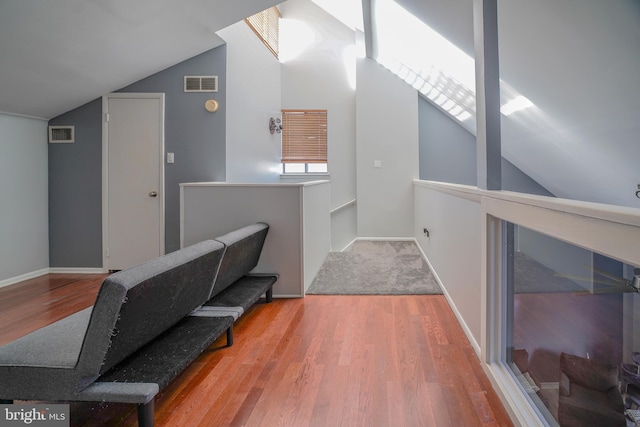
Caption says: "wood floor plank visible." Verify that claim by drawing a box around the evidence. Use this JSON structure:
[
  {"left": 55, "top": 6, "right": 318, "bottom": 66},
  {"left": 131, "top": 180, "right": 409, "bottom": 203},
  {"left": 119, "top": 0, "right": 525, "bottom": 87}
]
[{"left": 0, "top": 275, "right": 514, "bottom": 427}]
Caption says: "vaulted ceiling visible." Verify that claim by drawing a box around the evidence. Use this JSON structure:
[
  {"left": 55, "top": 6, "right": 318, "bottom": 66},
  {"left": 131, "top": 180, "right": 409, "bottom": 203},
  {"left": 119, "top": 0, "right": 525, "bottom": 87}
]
[
  {"left": 1, "top": 0, "right": 638, "bottom": 208},
  {"left": 0, "top": 0, "right": 279, "bottom": 119},
  {"left": 390, "top": 0, "right": 640, "bottom": 208}
]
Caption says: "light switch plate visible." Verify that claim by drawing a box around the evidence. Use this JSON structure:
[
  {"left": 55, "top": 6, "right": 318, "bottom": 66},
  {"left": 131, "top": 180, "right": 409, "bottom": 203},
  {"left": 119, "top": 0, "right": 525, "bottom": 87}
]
[{"left": 167, "top": 153, "right": 175, "bottom": 164}]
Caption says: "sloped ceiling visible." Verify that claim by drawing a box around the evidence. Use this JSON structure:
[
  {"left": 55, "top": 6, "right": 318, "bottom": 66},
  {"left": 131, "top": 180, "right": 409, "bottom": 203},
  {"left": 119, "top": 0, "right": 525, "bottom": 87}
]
[
  {"left": 0, "top": 0, "right": 280, "bottom": 119},
  {"left": 392, "top": 0, "right": 640, "bottom": 208},
  {"left": 496, "top": 0, "right": 640, "bottom": 208},
  {"left": 2, "top": 0, "right": 638, "bottom": 208}
]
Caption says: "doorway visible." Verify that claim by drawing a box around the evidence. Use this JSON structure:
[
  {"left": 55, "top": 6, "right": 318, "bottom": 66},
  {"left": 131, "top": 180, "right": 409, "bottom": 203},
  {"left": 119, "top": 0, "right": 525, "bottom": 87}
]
[{"left": 102, "top": 93, "right": 165, "bottom": 271}]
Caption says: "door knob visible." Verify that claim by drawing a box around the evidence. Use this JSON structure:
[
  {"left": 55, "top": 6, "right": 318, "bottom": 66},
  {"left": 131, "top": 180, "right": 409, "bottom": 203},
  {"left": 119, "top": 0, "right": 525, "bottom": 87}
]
[{"left": 149, "top": 191, "right": 158, "bottom": 197}]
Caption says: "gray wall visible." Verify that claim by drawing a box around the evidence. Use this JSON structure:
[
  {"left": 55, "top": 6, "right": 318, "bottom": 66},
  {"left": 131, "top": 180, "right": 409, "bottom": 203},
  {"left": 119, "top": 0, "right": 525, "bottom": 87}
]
[
  {"left": 0, "top": 114, "right": 49, "bottom": 281},
  {"left": 118, "top": 46, "right": 227, "bottom": 254},
  {"left": 418, "top": 96, "right": 476, "bottom": 185},
  {"left": 48, "top": 99, "right": 103, "bottom": 267},
  {"left": 418, "top": 97, "right": 553, "bottom": 197},
  {"left": 48, "top": 46, "right": 227, "bottom": 267}
]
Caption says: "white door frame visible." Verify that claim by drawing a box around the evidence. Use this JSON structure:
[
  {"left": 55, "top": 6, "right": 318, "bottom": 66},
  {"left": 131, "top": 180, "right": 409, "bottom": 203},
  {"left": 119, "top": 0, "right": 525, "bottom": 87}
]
[{"left": 101, "top": 93, "right": 165, "bottom": 271}]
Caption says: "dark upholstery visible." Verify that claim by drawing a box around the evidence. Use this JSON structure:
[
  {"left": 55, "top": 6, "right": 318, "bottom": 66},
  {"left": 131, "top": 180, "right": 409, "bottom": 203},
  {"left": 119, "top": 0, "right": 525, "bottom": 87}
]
[
  {"left": 209, "top": 222, "right": 270, "bottom": 298},
  {"left": 0, "top": 240, "right": 225, "bottom": 402},
  {"left": 93, "top": 316, "right": 233, "bottom": 389},
  {"left": 0, "top": 223, "right": 277, "bottom": 426},
  {"left": 205, "top": 274, "right": 278, "bottom": 312},
  {"left": 93, "top": 240, "right": 225, "bottom": 374},
  {"left": 0, "top": 307, "right": 95, "bottom": 400},
  {"left": 558, "top": 352, "right": 626, "bottom": 427},
  {"left": 201, "top": 222, "right": 276, "bottom": 316}
]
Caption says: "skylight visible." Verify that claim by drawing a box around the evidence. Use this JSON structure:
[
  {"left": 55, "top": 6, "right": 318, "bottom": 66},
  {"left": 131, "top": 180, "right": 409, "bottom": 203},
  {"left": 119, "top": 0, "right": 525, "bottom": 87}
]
[
  {"left": 372, "top": 0, "right": 535, "bottom": 132},
  {"left": 373, "top": 0, "right": 476, "bottom": 130}
]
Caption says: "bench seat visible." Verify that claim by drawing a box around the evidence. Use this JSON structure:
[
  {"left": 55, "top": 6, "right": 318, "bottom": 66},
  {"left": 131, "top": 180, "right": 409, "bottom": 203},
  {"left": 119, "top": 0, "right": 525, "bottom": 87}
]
[
  {"left": 91, "top": 315, "right": 234, "bottom": 391},
  {"left": 204, "top": 274, "right": 277, "bottom": 311}
]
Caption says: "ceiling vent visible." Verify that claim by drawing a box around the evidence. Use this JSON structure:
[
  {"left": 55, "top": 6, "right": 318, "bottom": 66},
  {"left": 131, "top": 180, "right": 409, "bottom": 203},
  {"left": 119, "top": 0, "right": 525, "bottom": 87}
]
[
  {"left": 48, "top": 125, "right": 75, "bottom": 143},
  {"left": 184, "top": 76, "right": 218, "bottom": 92}
]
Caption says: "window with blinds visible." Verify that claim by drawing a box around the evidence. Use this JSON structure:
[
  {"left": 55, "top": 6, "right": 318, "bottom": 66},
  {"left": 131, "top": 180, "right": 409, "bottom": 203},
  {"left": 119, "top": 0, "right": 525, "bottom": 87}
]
[
  {"left": 281, "top": 110, "right": 328, "bottom": 170},
  {"left": 245, "top": 6, "right": 281, "bottom": 59}
]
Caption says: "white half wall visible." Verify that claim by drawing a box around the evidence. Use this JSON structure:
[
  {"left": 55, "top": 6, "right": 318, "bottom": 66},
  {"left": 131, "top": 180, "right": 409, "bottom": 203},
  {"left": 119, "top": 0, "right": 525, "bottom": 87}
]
[
  {"left": 356, "top": 57, "right": 418, "bottom": 237},
  {"left": 414, "top": 180, "right": 482, "bottom": 352},
  {"left": 180, "top": 181, "right": 331, "bottom": 297},
  {"left": 0, "top": 114, "right": 49, "bottom": 283},
  {"left": 415, "top": 179, "right": 640, "bottom": 426},
  {"left": 330, "top": 201, "right": 358, "bottom": 251},
  {"left": 302, "top": 181, "right": 332, "bottom": 291},
  {"left": 217, "top": 21, "right": 282, "bottom": 183}
]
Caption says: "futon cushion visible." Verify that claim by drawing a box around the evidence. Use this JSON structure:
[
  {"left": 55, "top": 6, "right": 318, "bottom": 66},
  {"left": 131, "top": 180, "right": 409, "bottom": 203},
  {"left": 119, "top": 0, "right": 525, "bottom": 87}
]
[
  {"left": 95, "top": 315, "right": 233, "bottom": 392},
  {"left": 77, "top": 240, "right": 225, "bottom": 376},
  {"left": 0, "top": 308, "right": 96, "bottom": 400},
  {"left": 205, "top": 274, "right": 277, "bottom": 312},
  {"left": 209, "top": 223, "right": 269, "bottom": 298},
  {"left": 0, "top": 307, "right": 91, "bottom": 368}
]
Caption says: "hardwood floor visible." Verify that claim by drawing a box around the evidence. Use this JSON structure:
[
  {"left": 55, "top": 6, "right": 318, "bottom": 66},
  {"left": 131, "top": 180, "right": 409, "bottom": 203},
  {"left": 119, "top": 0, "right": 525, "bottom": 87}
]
[{"left": 0, "top": 274, "right": 513, "bottom": 427}]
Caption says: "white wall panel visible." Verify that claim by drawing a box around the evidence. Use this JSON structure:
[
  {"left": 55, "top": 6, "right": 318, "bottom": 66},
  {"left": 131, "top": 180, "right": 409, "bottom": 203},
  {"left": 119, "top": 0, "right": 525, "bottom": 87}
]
[
  {"left": 302, "top": 181, "right": 331, "bottom": 291},
  {"left": 0, "top": 114, "right": 49, "bottom": 283},
  {"left": 414, "top": 181, "right": 482, "bottom": 351},
  {"left": 181, "top": 181, "right": 330, "bottom": 297},
  {"left": 357, "top": 58, "right": 418, "bottom": 237},
  {"left": 217, "top": 21, "right": 282, "bottom": 184}
]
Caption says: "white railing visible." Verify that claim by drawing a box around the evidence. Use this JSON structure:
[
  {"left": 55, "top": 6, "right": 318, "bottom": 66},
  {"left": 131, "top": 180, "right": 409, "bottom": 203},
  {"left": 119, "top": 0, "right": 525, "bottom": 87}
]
[
  {"left": 414, "top": 179, "right": 640, "bottom": 427},
  {"left": 330, "top": 198, "right": 356, "bottom": 215}
]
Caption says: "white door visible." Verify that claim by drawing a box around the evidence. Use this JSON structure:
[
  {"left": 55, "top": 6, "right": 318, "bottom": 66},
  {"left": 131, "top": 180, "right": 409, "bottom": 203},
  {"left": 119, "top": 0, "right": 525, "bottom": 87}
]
[{"left": 102, "top": 93, "right": 165, "bottom": 271}]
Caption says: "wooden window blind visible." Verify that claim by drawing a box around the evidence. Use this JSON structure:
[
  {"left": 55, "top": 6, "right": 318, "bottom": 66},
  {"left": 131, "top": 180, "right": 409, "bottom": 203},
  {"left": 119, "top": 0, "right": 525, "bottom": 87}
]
[
  {"left": 245, "top": 6, "right": 281, "bottom": 59},
  {"left": 281, "top": 110, "right": 328, "bottom": 164}
]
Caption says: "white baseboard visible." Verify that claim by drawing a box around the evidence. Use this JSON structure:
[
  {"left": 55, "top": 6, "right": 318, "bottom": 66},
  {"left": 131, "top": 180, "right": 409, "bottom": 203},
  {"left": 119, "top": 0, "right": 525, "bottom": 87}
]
[
  {"left": 339, "top": 237, "right": 358, "bottom": 252},
  {"left": 48, "top": 268, "right": 105, "bottom": 274},
  {"left": 0, "top": 267, "right": 105, "bottom": 290},
  {"left": 336, "top": 237, "right": 481, "bottom": 356},
  {"left": 337, "top": 236, "right": 415, "bottom": 252},
  {"left": 355, "top": 236, "right": 415, "bottom": 242},
  {"left": 418, "top": 244, "right": 482, "bottom": 357},
  {"left": 0, "top": 268, "right": 50, "bottom": 289}
]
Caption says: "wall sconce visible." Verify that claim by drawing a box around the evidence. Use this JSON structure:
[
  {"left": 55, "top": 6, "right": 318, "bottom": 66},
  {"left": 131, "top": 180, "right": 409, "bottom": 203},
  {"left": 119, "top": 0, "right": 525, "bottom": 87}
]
[{"left": 269, "top": 117, "right": 282, "bottom": 134}]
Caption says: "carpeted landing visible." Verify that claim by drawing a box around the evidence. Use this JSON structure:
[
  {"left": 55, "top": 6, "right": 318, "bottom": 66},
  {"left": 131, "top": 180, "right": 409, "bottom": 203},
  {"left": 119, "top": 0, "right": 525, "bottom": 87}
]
[{"left": 307, "top": 240, "right": 442, "bottom": 295}]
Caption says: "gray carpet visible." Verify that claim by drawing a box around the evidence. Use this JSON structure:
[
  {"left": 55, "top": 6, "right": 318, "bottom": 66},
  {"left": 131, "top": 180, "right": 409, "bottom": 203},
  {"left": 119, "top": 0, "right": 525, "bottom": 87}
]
[{"left": 307, "top": 240, "right": 442, "bottom": 295}]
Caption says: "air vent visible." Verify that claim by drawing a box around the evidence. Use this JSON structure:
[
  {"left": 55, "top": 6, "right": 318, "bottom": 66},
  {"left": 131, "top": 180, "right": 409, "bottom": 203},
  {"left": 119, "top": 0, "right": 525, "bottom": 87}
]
[
  {"left": 48, "top": 126, "right": 75, "bottom": 143},
  {"left": 184, "top": 76, "right": 218, "bottom": 92}
]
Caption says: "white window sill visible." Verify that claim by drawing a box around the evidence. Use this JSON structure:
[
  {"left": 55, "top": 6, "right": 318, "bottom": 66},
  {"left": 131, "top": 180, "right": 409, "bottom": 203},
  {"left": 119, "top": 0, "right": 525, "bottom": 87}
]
[{"left": 280, "top": 173, "right": 330, "bottom": 182}]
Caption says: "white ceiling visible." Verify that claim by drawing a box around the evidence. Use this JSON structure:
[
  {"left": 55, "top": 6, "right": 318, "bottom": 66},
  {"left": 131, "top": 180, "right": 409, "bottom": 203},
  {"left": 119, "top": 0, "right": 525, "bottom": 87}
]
[
  {"left": 0, "top": 0, "right": 279, "bottom": 119},
  {"left": 2, "top": 0, "right": 638, "bottom": 208},
  {"left": 392, "top": 0, "right": 640, "bottom": 208}
]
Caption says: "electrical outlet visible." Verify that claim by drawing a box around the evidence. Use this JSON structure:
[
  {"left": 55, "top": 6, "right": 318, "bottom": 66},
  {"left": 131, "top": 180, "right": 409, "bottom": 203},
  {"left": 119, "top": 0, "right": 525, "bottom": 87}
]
[
  {"left": 423, "top": 228, "right": 430, "bottom": 238},
  {"left": 167, "top": 153, "right": 175, "bottom": 164}
]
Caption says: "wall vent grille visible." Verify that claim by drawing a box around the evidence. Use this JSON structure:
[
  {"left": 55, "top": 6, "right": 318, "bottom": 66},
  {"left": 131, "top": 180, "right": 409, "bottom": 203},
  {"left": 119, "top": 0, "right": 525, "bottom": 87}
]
[
  {"left": 184, "top": 76, "right": 218, "bottom": 92},
  {"left": 48, "top": 126, "right": 75, "bottom": 143}
]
